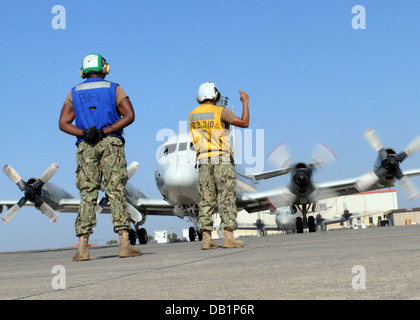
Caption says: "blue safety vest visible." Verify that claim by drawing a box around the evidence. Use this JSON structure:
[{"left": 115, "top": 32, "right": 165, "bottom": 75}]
[{"left": 71, "top": 77, "right": 124, "bottom": 145}]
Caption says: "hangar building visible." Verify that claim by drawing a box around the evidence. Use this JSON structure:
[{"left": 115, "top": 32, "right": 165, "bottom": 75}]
[{"left": 384, "top": 208, "right": 420, "bottom": 226}]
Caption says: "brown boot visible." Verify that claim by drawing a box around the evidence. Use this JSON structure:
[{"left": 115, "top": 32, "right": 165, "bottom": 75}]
[
  {"left": 201, "top": 230, "right": 218, "bottom": 250},
  {"left": 73, "top": 235, "right": 90, "bottom": 261},
  {"left": 118, "top": 230, "right": 141, "bottom": 258},
  {"left": 222, "top": 229, "right": 244, "bottom": 248}
]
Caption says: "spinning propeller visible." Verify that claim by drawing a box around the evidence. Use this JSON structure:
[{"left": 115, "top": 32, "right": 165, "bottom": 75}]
[
  {"left": 2, "top": 164, "right": 59, "bottom": 223},
  {"left": 355, "top": 128, "right": 420, "bottom": 200},
  {"left": 265, "top": 142, "right": 337, "bottom": 211}
]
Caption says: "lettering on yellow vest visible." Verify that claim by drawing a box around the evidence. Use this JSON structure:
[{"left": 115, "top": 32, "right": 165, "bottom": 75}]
[{"left": 189, "top": 105, "right": 232, "bottom": 160}]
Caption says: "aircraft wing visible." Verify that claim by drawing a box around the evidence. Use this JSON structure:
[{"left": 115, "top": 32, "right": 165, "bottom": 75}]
[
  {"left": 322, "top": 212, "right": 383, "bottom": 226},
  {"left": 317, "top": 168, "right": 420, "bottom": 194},
  {"left": 0, "top": 198, "right": 83, "bottom": 213},
  {"left": 237, "top": 169, "right": 420, "bottom": 214},
  {"left": 236, "top": 223, "right": 279, "bottom": 231},
  {"left": 238, "top": 161, "right": 324, "bottom": 182},
  {"left": 238, "top": 187, "right": 292, "bottom": 213},
  {"left": 238, "top": 167, "right": 292, "bottom": 182},
  {"left": 132, "top": 198, "right": 176, "bottom": 216},
  {"left": 314, "top": 177, "right": 361, "bottom": 197},
  {"left": 56, "top": 198, "right": 174, "bottom": 216},
  {"left": 1, "top": 195, "right": 177, "bottom": 223},
  {"left": 58, "top": 197, "right": 175, "bottom": 216},
  {"left": 56, "top": 199, "right": 84, "bottom": 213},
  {"left": 1, "top": 198, "right": 114, "bottom": 215},
  {"left": 397, "top": 168, "right": 420, "bottom": 179},
  {"left": 0, "top": 200, "right": 23, "bottom": 212}
]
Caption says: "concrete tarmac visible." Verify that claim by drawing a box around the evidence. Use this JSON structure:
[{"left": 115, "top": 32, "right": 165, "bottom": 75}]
[{"left": 1, "top": 225, "right": 420, "bottom": 301}]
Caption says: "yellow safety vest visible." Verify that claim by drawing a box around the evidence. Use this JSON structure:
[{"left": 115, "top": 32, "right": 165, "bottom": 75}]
[{"left": 189, "top": 104, "right": 232, "bottom": 160}]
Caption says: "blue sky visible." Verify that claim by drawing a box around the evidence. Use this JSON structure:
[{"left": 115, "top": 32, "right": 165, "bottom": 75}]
[{"left": 1, "top": 1, "right": 420, "bottom": 252}]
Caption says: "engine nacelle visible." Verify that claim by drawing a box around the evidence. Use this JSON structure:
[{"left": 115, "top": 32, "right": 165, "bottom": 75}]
[
  {"left": 35, "top": 180, "right": 75, "bottom": 210},
  {"left": 289, "top": 162, "right": 315, "bottom": 195},
  {"left": 133, "top": 211, "right": 146, "bottom": 225},
  {"left": 125, "top": 182, "right": 147, "bottom": 205}
]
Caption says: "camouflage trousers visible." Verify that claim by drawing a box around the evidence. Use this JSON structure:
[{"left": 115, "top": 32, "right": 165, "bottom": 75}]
[
  {"left": 197, "top": 156, "right": 237, "bottom": 232},
  {"left": 75, "top": 136, "right": 131, "bottom": 237}
]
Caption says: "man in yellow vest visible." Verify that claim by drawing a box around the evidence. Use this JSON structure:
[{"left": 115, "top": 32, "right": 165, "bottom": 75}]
[{"left": 189, "top": 82, "right": 249, "bottom": 249}]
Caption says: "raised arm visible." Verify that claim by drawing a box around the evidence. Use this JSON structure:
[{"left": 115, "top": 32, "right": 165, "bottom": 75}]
[{"left": 230, "top": 88, "right": 249, "bottom": 128}]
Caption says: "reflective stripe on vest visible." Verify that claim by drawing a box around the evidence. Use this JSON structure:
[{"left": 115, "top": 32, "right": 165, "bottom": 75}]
[
  {"left": 191, "top": 112, "right": 215, "bottom": 121},
  {"left": 75, "top": 81, "right": 111, "bottom": 91},
  {"left": 189, "top": 105, "right": 231, "bottom": 159}
]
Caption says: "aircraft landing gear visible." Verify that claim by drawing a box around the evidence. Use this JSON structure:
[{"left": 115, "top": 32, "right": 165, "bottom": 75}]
[
  {"left": 296, "top": 217, "right": 304, "bottom": 233},
  {"left": 189, "top": 226, "right": 195, "bottom": 241},
  {"left": 129, "top": 229, "right": 137, "bottom": 245},
  {"left": 294, "top": 203, "right": 317, "bottom": 233},
  {"left": 137, "top": 227, "right": 148, "bottom": 245},
  {"left": 129, "top": 228, "right": 148, "bottom": 245},
  {"left": 188, "top": 226, "right": 202, "bottom": 241},
  {"left": 308, "top": 216, "right": 316, "bottom": 232},
  {"left": 133, "top": 223, "right": 148, "bottom": 245}
]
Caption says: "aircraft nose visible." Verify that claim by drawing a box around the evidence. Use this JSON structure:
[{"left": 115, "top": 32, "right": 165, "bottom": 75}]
[
  {"left": 277, "top": 215, "right": 286, "bottom": 225},
  {"left": 276, "top": 213, "right": 293, "bottom": 226},
  {"left": 164, "top": 164, "right": 197, "bottom": 188}
]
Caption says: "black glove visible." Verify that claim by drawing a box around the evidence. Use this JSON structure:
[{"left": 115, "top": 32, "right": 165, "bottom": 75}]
[
  {"left": 82, "top": 126, "right": 106, "bottom": 143},
  {"left": 97, "top": 128, "right": 105, "bottom": 141},
  {"left": 83, "top": 126, "right": 98, "bottom": 143}
]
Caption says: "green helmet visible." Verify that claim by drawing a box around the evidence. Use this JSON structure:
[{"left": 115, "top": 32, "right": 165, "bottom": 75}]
[{"left": 80, "top": 53, "right": 110, "bottom": 78}]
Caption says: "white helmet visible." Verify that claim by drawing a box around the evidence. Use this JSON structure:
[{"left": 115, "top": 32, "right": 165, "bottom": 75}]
[{"left": 196, "top": 82, "right": 221, "bottom": 104}]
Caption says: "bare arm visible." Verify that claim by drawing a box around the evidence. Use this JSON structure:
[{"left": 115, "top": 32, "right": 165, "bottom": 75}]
[
  {"left": 231, "top": 88, "right": 249, "bottom": 128},
  {"left": 58, "top": 103, "right": 83, "bottom": 137},
  {"left": 102, "top": 97, "right": 135, "bottom": 135}
]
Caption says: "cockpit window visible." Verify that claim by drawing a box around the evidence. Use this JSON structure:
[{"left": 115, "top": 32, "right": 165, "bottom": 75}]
[
  {"left": 178, "top": 142, "right": 187, "bottom": 152},
  {"left": 163, "top": 143, "right": 176, "bottom": 156}
]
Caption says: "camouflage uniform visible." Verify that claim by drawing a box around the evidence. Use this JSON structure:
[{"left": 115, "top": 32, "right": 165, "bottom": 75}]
[
  {"left": 75, "top": 136, "right": 131, "bottom": 236},
  {"left": 198, "top": 155, "right": 237, "bottom": 232}
]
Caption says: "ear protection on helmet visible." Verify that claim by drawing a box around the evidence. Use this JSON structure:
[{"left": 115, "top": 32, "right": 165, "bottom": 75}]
[
  {"left": 214, "top": 87, "right": 221, "bottom": 102},
  {"left": 101, "top": 57, "right": 111, "bottom": 75},
  {"left": 80, "top": 53, "right": 111, "bottom": 79}
]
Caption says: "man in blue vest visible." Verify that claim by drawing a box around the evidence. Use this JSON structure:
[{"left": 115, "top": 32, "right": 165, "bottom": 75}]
[{"left": 59, "top": 53, "right": 140, "bottom": 261}]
